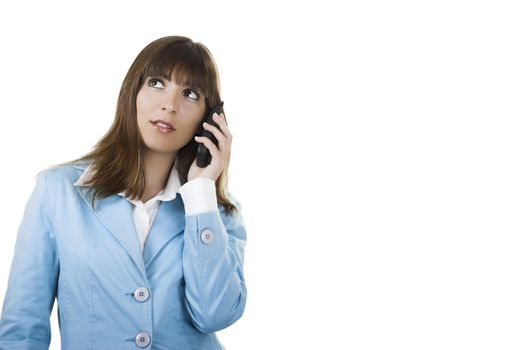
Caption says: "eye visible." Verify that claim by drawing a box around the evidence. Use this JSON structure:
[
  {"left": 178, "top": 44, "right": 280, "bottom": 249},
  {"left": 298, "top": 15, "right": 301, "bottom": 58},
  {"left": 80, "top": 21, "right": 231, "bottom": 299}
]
[
  {"left": 147, "top": 78, "right": 164, "bottom": 89},
  {"left": 183, "top": 89, "right": 200, "bottom": 100}
]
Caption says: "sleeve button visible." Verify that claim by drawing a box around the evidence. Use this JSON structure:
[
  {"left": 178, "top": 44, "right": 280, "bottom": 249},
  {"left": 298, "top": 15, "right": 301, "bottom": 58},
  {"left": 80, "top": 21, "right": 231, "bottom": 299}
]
[{"left": 200, "top": 228, "right": 214, "bottom": 244}]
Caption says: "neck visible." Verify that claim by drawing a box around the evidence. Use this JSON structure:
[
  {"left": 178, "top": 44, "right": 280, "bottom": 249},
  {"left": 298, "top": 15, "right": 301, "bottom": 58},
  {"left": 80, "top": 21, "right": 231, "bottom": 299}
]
[{"left": 141, "top": 150, "right": 177, "bottom": 202}]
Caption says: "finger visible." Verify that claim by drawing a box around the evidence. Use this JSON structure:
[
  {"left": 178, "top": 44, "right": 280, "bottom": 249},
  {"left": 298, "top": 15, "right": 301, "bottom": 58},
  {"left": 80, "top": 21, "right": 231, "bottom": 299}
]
[
  {"left": 214, "top": 112, "right": 227, "bottom": 124},
  {"left": 194, "top": 136, "right": 220, "bottom": 159},
  {"left": 202, "top": 121, "right": 229, "bottom": 149},
  {"left": 212, "top": 113, "right": 233, "bottom": 139},
  {"left": 214, "top": 112, "right": 232, "bottom": 138}
]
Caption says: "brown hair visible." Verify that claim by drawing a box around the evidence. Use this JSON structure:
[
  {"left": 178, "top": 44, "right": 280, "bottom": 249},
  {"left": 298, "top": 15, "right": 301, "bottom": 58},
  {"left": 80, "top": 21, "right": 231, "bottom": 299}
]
[{"left": 54, "top": 35, "right": 238, "bottom": 215}]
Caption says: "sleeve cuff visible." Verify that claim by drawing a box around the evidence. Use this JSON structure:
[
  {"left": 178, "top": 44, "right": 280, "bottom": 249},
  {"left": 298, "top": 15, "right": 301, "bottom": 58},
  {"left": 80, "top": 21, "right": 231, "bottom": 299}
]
[{"left": 178, "top": 177, "right": 218, "bottom": 215}]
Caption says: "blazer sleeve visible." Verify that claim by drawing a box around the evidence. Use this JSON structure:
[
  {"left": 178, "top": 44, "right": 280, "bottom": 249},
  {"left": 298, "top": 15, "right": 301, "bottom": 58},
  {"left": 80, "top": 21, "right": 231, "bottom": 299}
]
[
  {"left": 181, "top": 190, "right": 247, "bottom": 333},
  {"left": 0, "top": 171, "right": 59, "bottom": 350}
]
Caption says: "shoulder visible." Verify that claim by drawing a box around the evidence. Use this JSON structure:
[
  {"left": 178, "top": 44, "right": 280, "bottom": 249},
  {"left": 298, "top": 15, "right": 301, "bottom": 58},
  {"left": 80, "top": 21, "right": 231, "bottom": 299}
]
[
  {"left": 219, "top": 190, "right": 245, "bottom": 230},
  {"left": 222, "top": 189, "right": 242, "bottom": 210},
  {"left": 35, "top": 161, "right": 91, "bottom": 193}
]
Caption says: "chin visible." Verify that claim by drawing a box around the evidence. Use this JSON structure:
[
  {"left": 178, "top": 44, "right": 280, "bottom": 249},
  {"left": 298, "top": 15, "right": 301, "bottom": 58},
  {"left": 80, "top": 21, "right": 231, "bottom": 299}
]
[{"left": 142, "top": 141, "right": 179, "bottom": 154}]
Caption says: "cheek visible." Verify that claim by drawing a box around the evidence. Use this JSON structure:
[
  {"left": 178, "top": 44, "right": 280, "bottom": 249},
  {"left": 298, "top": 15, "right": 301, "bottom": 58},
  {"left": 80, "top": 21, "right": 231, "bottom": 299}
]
[
  {"left": 136, "top": 91, "right": 155, "bottom": 117},
  {"left": 192, "top": 110, "right": 206, "bottom": 133},
  {"left": 136, "top": 95, "right": 146, "bottom": 117},
  {"left": 180, "top": 106, "right": 205, "bottom": 128},
  {"left": 178, "top": 117, "right": 203, "bottom": 137}
]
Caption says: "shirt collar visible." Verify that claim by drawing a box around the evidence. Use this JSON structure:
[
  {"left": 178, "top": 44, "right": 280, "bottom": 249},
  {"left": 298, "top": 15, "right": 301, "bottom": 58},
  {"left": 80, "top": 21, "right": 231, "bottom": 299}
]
[{"left": 73, "top": 162, "right": 181, "bottom": 206}]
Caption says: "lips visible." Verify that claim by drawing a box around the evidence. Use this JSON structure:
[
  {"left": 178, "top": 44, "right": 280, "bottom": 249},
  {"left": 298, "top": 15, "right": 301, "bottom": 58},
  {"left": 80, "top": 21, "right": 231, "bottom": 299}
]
[{"left": 150, "top": 119, "right": 175, "bottom": 130}]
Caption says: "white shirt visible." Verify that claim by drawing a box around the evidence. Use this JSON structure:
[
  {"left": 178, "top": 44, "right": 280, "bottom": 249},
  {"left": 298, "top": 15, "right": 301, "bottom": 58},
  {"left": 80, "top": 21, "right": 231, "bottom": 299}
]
[{"left": 73, "top": 162, "right": 218, "bottom": 252}]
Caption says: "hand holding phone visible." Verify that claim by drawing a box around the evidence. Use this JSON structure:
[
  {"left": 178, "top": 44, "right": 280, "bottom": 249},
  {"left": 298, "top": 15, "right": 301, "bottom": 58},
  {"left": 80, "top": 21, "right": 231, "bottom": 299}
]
[{"left": 196, "top": 101, "right": 224, "bottom": 167}]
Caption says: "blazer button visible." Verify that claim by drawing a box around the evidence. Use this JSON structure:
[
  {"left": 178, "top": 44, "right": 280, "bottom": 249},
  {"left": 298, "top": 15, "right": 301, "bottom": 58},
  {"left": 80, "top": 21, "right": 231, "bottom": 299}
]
[
  {"left": 133, "top": 287, "right": 150, "bottom": 302},
  {"left": 200, "top": 228, "right": 214, "bottom": 244},
  {"left": 135, "top": 332, "right": 151, "bottom": 348}
]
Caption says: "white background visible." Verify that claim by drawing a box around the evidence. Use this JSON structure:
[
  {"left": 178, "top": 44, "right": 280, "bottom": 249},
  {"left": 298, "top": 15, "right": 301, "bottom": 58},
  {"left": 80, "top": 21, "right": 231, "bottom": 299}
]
[{"left": 0, "top": 0, "right": 524, "bottom": 349}]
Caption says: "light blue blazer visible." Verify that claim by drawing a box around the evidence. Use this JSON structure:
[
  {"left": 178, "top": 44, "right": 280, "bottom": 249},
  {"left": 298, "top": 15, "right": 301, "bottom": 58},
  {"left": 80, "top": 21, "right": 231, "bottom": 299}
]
[{"left": 0, "top": 162, "right": 247, "bottom": 349}]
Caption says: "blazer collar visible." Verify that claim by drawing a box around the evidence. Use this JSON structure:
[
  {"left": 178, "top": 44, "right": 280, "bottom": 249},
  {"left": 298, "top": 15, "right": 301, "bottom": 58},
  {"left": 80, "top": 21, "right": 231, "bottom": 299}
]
[
  {"left": 74, "top": 161, "right": 181, "bottom": 203},
  {"left": 72, "top": 162, "right": 185, "bottom": 277}
]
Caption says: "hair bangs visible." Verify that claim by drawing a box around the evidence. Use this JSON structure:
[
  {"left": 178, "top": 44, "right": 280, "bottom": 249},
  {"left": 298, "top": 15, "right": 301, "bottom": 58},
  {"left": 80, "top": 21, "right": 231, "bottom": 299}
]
[{"left": 142, "top": 44, "right": 215, "bottom": 103}]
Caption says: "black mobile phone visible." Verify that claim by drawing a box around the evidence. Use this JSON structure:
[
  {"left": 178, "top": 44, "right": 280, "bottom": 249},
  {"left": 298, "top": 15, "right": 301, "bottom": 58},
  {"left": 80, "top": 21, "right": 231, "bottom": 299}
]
[{"left": 196, "top": 101, "right": 224, "bottom": 167}]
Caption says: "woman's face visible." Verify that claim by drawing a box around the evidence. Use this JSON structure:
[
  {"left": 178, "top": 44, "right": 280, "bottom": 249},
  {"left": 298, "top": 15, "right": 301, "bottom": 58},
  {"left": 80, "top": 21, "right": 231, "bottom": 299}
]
[{"left": 136, "top": 73, "right": 206, "bottom": 156}]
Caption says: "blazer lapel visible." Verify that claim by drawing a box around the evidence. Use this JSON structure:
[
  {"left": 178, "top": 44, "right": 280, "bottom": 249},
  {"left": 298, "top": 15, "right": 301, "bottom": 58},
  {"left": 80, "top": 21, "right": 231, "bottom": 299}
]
[
  {"left": 73, "top": 164, "right": 147, "bottom": 279},
  {"left": 142, "top": 196, "right": 186, "bottom": 269}
]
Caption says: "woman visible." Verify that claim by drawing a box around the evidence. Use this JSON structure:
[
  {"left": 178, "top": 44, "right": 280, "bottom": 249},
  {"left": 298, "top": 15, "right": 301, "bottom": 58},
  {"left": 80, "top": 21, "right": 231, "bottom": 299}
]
[{"left": 0, "top": 36, "right": 247, "bottom": 349}]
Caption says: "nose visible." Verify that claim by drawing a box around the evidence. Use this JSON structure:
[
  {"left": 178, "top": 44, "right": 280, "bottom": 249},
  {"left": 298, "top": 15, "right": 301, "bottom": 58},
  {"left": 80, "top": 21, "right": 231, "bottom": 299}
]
[{"left": 161, "top": 93, "right": 179, "bottom": 114}]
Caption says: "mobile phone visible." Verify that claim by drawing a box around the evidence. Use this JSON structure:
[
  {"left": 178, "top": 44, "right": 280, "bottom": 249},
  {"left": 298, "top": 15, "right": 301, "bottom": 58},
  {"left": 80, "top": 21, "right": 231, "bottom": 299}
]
[{"left": 196, "top": 101, "right": 224, "bottom": 167}]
